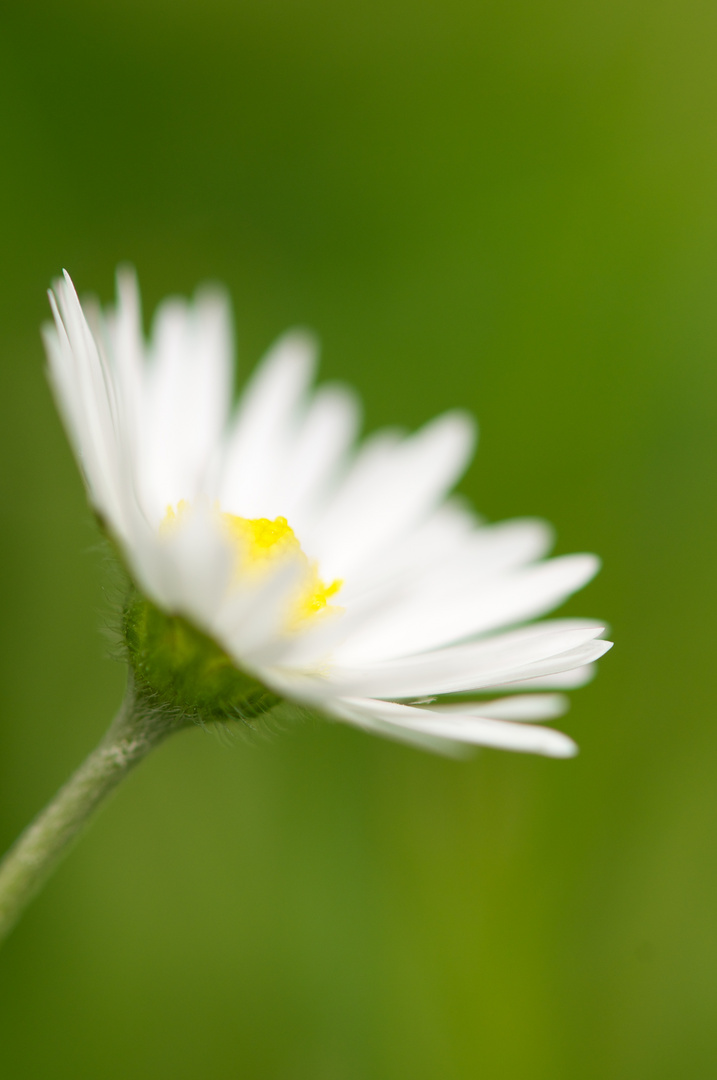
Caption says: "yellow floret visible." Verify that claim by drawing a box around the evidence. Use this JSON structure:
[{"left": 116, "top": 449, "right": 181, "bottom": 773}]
[{"left": 162, "top": 505, "right": 342, "bottom": 628}]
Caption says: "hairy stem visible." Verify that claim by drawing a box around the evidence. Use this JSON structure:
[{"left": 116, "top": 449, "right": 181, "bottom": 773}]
[{"left": 0, "top": 681, "right": 188, "bottom": 946}]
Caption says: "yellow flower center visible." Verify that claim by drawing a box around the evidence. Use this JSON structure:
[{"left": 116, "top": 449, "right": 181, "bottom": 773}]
[{"left": 162, "top": 502, "right": 342, "bottom": 628}]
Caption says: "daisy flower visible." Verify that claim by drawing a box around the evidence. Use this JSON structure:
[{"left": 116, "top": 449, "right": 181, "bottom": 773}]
[
  {"left": 42, "top": 269, "right": 611, "bottom": 759},
  {"left": 0, "top": 266, "right": 612, "bottom": 947}
]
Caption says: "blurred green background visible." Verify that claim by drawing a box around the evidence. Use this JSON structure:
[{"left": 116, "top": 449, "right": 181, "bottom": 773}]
[{"left": 0, "top": 1, "right": 716, "bottom": 1076}]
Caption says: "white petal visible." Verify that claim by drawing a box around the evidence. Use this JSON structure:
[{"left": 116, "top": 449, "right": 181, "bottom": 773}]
[
  {"left": 320, "top": 698, "right": 470, "bottom": 756},
  {"left": 325, "top": 624, "right": 612, "bottom": 698},
  {"left": 430, "top": 694, "right": 569, "bottom": 721},
  {"left": 218, "top": 330, "right": 317, "bottom": 517},
  {"left": 494, "top": 664, "right": 597, "bottom": 690},
  {"left": 337, "top": 498, "right": 479, "bottom": 602},
  {"left": 333, "top": 552, "right": 600, "bottom": 664},
  {"left": 332, "top": 697, "right": 577, "bottom": 757},
  {"left": 310, "top": 410, "right": 476, "bottom": 579},
  {"left": 277, "top": 383, "right": 361, "bottom": 531},
  {"left": 131, "top": 502, "right": 235, "bottom": 624},
  {"left": 45, "top": 274, "right": 128, "bottom": 536},
  {"left": 141, "top": 288, "right": 234, "bottom": 516},
  {"left": 216, "top": 555, "right": 308, "bottom": 664}
]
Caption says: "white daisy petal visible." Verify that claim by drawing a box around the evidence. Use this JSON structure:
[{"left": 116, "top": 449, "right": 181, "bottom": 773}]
[
  {"left": 493, "top": 664, "right": 597, "bottom": 690},
  {"left": 277, "top": 383, "right": 362, "bottom": 530},
  {"left": 218, "top": 556, "right": 307, "bottom": 663},
  {"left": 430, "top": 694, "right": 569, "bottom": 721},
  {"left": 218, "top": 330, "right": 317, "bottom": 518},
  {"left": 342, "top": 498, "right": 479, "bottom": 597},
  {"left": 331, "top": 552, "right": 601, "bottom": 664},
  {"left": 311, "top": 410, "right": 477, "bottom": 578},
  {"left": 141, "top": 290, "right": 233, "bottom": 515},
  {"left": 329, "top": 701, "right": 470, "bottom": 757},
  {"left": 44, "top": 276, "right": 127, "bottom": 534},
  {"left": 43, "top": 269, "right": 611, "bottom": 759},
  {"left": 129, "top": 502, "right": 234, "bottom": 622},
  {"left": 334, "top": 698, "right": 577, "bottom": 758},
  {"left": 325, "top": 625, "right": 612, "bottom": 699}
]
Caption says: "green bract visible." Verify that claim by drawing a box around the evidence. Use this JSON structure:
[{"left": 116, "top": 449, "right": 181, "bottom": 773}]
[{"left": 124, "top": 594, "right": 280, "bottom": 724}]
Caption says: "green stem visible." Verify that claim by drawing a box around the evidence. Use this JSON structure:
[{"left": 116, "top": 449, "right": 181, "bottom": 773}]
[{"left": 0, "top": 680, "right": 188, "bottom": 946}]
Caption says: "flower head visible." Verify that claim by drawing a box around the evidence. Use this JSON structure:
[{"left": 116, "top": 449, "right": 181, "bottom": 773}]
[{"left": 43, "top": 269, "right": 611, "bottom": 757}]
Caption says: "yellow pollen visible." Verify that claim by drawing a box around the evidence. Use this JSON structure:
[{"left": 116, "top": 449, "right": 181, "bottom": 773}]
[
  {"left": 160, "top": 499, "right": 189, "bottom": 533},
  {"left": 162, "top": 503, "right": 342, "bottom": 628}
]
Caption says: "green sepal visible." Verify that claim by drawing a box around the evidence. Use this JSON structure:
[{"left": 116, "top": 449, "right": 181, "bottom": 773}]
[{"left": 123, "top": 592, "right": 280, "bottom": 725}]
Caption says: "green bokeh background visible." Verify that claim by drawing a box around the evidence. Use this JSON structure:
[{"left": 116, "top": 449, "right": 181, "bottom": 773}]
[{"left": 1, "top": 2, "right": 715, "bottom": 1076}]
